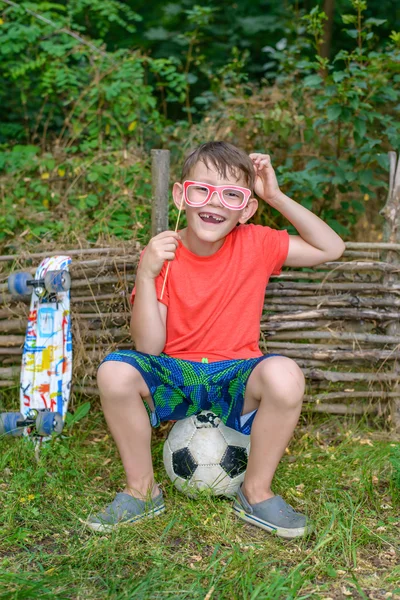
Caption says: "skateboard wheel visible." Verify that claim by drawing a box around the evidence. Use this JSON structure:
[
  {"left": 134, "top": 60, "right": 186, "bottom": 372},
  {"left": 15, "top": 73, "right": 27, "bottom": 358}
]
[
  {"left": 35, "top": 411, "right": 64, "bottom": 436},
  {"left": 52, "top": 412, "right": 64, "bottom": 434},
  {"left": 8, "top": 272, "right": 32, "bottom": 296},
  {"left": 0, "top": 412, "right": 24, "bottom": 436},
  {"left": 44, "top": 270, "right": 71, "bottom": 293}
]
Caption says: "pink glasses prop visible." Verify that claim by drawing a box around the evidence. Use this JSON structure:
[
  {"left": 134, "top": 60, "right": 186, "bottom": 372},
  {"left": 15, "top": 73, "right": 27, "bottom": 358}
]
[{"left": 183, "top": 180, "right": 251, "bottom": 211}]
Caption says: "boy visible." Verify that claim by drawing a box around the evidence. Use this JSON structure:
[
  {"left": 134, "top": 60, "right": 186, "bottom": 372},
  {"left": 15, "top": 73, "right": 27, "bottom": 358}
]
[{"left": 87, "top": 141, "right": 345, "bottom": 538}]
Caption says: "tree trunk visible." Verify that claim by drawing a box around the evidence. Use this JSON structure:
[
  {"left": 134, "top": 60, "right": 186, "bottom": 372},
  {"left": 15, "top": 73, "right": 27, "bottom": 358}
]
[{"left": 321, "top": 0, "right": 335, "bottom": 59}]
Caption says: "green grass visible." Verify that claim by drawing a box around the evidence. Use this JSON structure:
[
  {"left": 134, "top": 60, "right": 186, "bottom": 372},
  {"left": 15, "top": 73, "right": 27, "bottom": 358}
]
[{"left": 0, "top": 403, "right": 399, "bottom": 600}]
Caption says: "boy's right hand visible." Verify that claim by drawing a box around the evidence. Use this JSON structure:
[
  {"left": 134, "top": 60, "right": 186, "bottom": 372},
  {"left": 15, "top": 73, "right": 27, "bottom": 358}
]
[{"left": 137, "top": 231, "right": 181, "bottom": 279}]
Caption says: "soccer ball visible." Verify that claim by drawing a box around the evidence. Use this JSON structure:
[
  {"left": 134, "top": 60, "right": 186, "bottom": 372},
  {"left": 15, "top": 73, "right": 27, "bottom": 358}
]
[{"left": 163, "top": 411, "right": 251, "bottom": 498}]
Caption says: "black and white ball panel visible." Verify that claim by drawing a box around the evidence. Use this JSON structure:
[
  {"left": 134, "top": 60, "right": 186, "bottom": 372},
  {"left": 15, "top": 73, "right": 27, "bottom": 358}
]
[
  {"left": 163, "top": 411, "right": 251, "bottom": 497},
  {"left": 220, "top": 445, "right": 248, "bottom": 477},
  {"left": 172, "top": 447, "right": 197, "bottom": 479}
]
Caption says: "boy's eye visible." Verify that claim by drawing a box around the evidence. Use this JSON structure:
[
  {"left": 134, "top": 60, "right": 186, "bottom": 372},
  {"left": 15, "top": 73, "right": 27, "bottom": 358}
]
[
  {"left": 226, "top": 190, "right": 241, "bottom": 198},
  {"left": 194, "top": 186, "right": 208, "bottom": 193}
]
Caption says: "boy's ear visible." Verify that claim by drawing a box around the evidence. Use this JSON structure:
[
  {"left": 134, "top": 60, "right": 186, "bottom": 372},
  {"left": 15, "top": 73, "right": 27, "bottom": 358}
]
[
  {"left": 172, "top": 182, "right": 186, "bottom": 211},
  {"left": 238, "top": 196, "right": 258, "bottom": 223}
]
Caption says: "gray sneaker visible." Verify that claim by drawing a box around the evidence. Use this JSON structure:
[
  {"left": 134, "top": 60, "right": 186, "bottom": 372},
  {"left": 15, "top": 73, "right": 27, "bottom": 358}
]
[
  {"left": 233, "top": 484, "right": 310, "bottom": 539},
  {"left": 86, "top": 490, "right": 165, "bottom": 532}
]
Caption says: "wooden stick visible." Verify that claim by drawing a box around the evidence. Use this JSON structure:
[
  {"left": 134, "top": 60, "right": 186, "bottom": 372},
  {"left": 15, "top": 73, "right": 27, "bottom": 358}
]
[
  {"left": 0, "top": 335, "right": 24, "bottom": 346},
  {"left": 72, "top": 257, "right": 139, "bottom": 268},
  {"left": 266, "top": 340, "right": 387, "bottom": 350},
  {"left": 268, "top": 272, "right": 353, "bottom": 281},
  {"left": 302, "top": 368, "right": 399, "bottom": 382},
  {"left": 0, "top": 380, "right": 17, "bottom": 387},
  {"left": 345, "top": 242, "right": 400, "bottom": 250},
  {"left": 264, "top": 308, "right": 400, "bottom": 321},
  {"left": 0, "top": 247, "right": 136, "bottom": 262},
  {"left": 264, "top": 296, "right": 400, "bottom": 308},
  {"left": 320, "top": 260, "right": 400, "bottom": 272},
  {"left": 266, "top": 281, "right": 400, "bottom": 291},
  {"left": 343, "top": 251, "right": 381, "bottom": 258},
  {"left": 151, "top": 149, "right": 170, "bottom": 237},
  {"left": 160, "top": 192, "right": 185, "bottom": 299},
  {"left": 262, "top": 329, "right": 400, "bottom": 343},
  {"left": 268, "top": 348, "right": 400, "bottom": 362},
  {"left": 0, "top": 320, "right": 27, "bottom": 333},
  {"left": 263, "top": 319, "right": 331, "bottom": 330},
  {"left": 0, "top": 366, "right": 20, "bottom": 378},
  {"left": 72, "top": 293, "right": 128, "bottom": 303},
  {"left": 304, "top": 391, "right": 399, "bottom": 400},
  {"left": 304, "top": 402, "right": 380, "bottom": 415}
]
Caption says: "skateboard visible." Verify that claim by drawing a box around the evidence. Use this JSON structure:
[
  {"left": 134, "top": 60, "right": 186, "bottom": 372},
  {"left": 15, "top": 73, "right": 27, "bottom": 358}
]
[{"left": 0, "top": 255, "right": 72, "bottom": 438}]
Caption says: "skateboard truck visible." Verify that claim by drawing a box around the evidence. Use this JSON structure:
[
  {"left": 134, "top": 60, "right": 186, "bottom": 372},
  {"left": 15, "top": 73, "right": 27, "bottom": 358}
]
[
  {"left": 0, "top": 409, "right": 64, "bottom": 437},
  {"left": 8, "top": 270, "right": 71, "bottom": 298}
]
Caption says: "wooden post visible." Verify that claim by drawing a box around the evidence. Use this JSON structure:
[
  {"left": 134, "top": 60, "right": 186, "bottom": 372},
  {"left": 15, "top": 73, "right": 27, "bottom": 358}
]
[
  {"left": 380, "top": 151, "right": 400, "bottom": 432},
  {"left": 151, "top": 149, "right": 170, "bottom": 237}
]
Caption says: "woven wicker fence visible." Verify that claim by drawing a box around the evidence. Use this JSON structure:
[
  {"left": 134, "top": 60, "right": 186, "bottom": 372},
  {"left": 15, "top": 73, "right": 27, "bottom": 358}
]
[{"left": 0, "top": 150, "right": 399, "bottom": 431}]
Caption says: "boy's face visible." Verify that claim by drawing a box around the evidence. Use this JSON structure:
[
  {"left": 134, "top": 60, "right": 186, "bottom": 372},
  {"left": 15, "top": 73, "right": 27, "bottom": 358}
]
[{"left": 172, "top": 160, "right": 258, "bottom": 246}]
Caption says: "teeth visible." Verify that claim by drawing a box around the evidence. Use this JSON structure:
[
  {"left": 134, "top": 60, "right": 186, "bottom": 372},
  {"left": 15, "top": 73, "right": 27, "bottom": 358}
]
[{"left": 199, "top": 213, "right": 225, "bottom": 222}]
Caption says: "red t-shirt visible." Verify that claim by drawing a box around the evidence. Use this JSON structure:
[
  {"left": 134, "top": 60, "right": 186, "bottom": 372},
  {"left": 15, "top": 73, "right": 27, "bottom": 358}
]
[{"left": 131, "top": 224, "right": 289, "bottom": 362}]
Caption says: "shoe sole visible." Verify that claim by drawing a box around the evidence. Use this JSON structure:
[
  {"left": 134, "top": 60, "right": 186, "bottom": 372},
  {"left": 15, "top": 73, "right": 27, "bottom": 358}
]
[
  {"left": 86, "top": 504, "right": 166, "bottom": 533},
  {"left": 232, "top": 504, "right": 308, "bottom": 539}
]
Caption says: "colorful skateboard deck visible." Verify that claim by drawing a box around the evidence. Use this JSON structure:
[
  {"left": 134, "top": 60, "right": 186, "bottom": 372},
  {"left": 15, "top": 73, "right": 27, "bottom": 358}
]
[{"left": 20, "top": 255, "right": 72, "bottom": 427}]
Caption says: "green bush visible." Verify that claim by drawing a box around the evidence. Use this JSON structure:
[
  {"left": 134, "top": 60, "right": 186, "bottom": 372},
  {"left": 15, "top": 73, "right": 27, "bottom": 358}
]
[
  {"left": 0, "top": 0, "right": 399, "bottom": 247},
  {"left": 178, "top": 0, "right": 400, "bottom": 237},
  {"left": 0, "top": 0, "right": 186, "bottom": 244}
]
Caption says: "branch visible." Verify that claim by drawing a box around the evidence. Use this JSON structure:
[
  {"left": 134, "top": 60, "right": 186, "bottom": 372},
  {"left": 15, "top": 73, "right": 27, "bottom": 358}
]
[{"left": 0, "top": 0, "right": 111, "bottom": 60}]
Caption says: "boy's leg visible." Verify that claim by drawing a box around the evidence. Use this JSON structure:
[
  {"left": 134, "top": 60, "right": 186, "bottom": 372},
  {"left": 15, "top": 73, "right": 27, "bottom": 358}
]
[
  {"left": 241, "top": 356, "right": 305, "bottom": 504},
  {"left": 97, "top": 360, "right": 160, "bottom": 500}
]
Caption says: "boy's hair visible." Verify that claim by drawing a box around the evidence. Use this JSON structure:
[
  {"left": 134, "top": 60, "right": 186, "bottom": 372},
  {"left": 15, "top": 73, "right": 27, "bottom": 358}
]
[{"left": 181, "top": 141, "right": 255, "bottom": 190}]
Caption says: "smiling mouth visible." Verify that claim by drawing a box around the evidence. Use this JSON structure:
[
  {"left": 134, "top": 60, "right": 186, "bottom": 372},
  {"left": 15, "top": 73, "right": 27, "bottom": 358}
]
[{"left": 198, "top": 212, "right": 226, "bottom": 224}]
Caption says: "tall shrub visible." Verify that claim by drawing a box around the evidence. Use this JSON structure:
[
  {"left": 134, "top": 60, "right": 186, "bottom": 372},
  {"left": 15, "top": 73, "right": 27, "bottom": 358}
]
[
  {"left": 179, "top": 0, "right": 400, "bottom": 238},
  {"left": 0, "top": 0, "right": 185, "bottom": 244}
]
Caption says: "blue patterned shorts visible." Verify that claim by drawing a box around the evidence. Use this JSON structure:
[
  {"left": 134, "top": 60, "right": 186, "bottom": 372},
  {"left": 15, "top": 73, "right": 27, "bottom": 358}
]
[{"left": 100, "top": 350, "right": 281, "bottom": 435}]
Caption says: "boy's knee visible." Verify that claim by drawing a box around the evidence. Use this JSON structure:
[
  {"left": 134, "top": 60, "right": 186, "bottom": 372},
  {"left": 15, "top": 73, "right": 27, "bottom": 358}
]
[
  {"left": 261, "top": 357, "right": 305, "bottom": 408},
  {"left": 97, "top": 360, "right": 149, "bottom": 399}
]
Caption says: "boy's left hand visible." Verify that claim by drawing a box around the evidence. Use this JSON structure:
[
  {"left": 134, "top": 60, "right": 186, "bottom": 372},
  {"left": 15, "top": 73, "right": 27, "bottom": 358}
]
[{"left": 249, "top": 153, "right": 282, "bottom": 206}]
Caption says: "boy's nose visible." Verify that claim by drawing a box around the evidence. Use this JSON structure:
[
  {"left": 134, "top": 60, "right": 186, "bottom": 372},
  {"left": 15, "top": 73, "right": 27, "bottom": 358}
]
[{"left": 207, "top": 191, "right": 223, "bottom": 206}]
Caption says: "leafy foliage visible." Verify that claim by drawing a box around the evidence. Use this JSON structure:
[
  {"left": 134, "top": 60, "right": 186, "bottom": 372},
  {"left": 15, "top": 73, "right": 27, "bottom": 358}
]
[
  {"left": 0, "top": 0, "right": 185, "bottom": 244},
  {"left": 0, "top": 0, "right": 399, "bottom": 247},
  {"left": 177, "top": 0, "right": 400, "bottom": 237}
]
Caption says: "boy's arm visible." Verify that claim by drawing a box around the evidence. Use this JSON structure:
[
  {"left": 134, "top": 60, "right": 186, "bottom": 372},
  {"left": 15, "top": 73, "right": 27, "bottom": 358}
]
[
  {"left": 130, "top": 274, "right": 167, "bottom": 355},
  {"left": 130, "top": 230, "right": 179, "bottom": 355},
  {"left": 250, "top": 153, "right": 346, "bottom": 267},
  {"left": 274, "top": 193, "right": 346, "bottom": 267}
]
